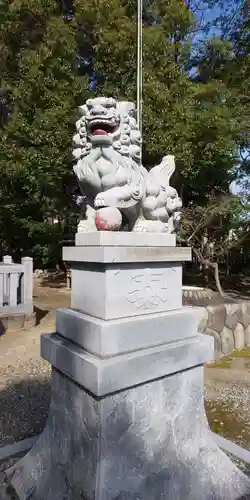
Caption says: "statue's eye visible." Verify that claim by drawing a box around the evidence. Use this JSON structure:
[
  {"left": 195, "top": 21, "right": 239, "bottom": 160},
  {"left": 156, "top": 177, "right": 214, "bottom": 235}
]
[{"left": 106, "top": 98, "right": 116, "bottom": 108}]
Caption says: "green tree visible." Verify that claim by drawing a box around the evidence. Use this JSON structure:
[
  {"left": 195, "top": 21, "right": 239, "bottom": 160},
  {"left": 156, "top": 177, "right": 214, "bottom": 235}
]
[
  {"left": 188, "top": 0, "right": 250, "bottom": 183},
  {"left": 0, "top": 0, "right": 87, "bottom": 265},
  {"left": 75, "top": 0, "right": 196, "bottom": 170},
  {"left": 179, "top": 195, "right": 249, "bottom": 294},
  {"left": 0, "top": 0, "right": 248, "bottom": 279}
]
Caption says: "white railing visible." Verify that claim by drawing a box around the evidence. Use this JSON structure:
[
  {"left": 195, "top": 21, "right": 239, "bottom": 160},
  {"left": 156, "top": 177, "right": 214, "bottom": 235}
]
[{"left": 0, "top": 255, "right": 33, "bottom": 315}]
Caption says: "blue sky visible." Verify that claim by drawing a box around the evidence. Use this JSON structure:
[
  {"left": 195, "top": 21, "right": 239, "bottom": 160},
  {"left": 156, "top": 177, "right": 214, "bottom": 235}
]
[
  {"left": 84, "top": 0, "right": 247, "bottom": 197},
  {"left": 190, "top": 0, "right": 247, "bottom": 197}
]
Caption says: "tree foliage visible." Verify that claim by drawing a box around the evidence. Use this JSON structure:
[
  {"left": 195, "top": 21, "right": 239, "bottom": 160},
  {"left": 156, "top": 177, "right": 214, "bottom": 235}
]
[
  {"left": 0, "top": 0, "right": 249, "bottom": 277},
  {"left": 0, "top": 0, "right": 87, "bottom": 264}
]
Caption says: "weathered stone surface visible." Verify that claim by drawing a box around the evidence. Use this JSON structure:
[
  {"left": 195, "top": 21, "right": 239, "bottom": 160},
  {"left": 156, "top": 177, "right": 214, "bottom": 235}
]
[
  {"left": 0, "top": 313, "right": 36, "bottom": 335},
  {"left": 225, "top": 303, "right": 241, "bottom": 316},
  {"left": 63, "top": 245, "right": 191, "bottom": 264},
  {"left": 220, "top": 326, "right": 234, "bottom": 355},
  {"left": 238, "top": 302, "right": 250, "bottom": 329},
  {"left": 225, "top": 313, "right": 238, "bottom": 331},
  {"left": 245, "top": 324, "right": 250, "bottom": 348},
  {"left": 225, "top": 304, "right": 240, "bottom": 331},
  {"left": 207, "top": 305, "right": 226, "bottom": 333},
  {"left": 71, "top": 261, "right": 183, "bottom": 320},
  {"left": 56, "top": 307, "right": 202, "bottom": 358},
  {"left": 75, "top": 231, "right": 176, "bottom": 247},
  {"left": 41, "top": 333, "right": 213, "bottom": 397},
  {"left": 234, "top": 322, "right": 245, "bottom": 351},
  {"left": 198, "top": 307, "right": 209, "bottom": 334},
  {"left": 24, "top": 313, "right": 36, "bottom": 329},
  {"left": 204, "top": 328, "right": 221, "bottom": 360},
  {"left": 5, "top": 367, "right": 250, "bottom": 500}
]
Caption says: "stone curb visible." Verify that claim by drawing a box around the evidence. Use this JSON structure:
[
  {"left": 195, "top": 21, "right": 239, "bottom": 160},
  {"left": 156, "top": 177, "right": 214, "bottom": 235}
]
[{"left": 198, "top": 301, "right": 250, "bottom": 358}]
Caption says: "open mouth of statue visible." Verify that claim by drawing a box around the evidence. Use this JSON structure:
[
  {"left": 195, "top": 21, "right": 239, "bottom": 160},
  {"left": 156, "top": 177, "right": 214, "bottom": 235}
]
[{"left": 89, "top": 120, "right": 118, "bottom": 136}]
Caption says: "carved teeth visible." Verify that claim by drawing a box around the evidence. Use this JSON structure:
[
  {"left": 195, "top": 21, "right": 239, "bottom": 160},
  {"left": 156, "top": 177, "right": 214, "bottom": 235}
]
[
  {"left": 94, "top": 199, "right": 105, "bottom": 208},
  {"left": 91, "top": 120, "right": 109, "bottom": 123},
  {"left": 87, "top": 117, "right": 120, "bottom": 135}
]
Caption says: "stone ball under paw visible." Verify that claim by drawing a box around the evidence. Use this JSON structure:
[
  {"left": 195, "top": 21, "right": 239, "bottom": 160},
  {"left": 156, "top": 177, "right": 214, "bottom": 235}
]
[{"left": 95, "top": 207, "right": 122, "bottom": 231}]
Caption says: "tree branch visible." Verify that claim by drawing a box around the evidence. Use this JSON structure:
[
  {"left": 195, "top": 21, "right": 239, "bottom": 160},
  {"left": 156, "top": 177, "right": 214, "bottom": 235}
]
[{"left": 192, "top": 247, "right": 227, "bottom": 297}]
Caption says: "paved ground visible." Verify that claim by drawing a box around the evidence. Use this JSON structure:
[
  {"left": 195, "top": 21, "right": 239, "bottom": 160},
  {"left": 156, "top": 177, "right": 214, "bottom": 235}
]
[
  {"left": 0, "top": 280, "right": 250, "bottom": 467},
  {"left": 0, "top": 280, "right": 70, "bottom": 447}
]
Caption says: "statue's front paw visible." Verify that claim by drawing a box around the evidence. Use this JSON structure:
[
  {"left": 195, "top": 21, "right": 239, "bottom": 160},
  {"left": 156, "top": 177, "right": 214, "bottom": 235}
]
[
  {"left": 94, "top": 197, "right": 106, "bottom": 208},
  {"left": 94, "top": 191, "right": 118, "bottom": 209},
  {"left": 133, "top": 220, "right": 168, "bottom": 233},
  {"left": 133, "top": 224, "right": 148, "bottom": 232},
  {"left": 77, "top": 219, "right": 97, "bottom": 233}
]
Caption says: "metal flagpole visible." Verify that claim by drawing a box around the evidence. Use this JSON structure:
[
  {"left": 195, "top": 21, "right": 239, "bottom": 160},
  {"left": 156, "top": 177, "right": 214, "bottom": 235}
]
[{"left": 137, "top": 0, "right": 143, "bottom": 136}]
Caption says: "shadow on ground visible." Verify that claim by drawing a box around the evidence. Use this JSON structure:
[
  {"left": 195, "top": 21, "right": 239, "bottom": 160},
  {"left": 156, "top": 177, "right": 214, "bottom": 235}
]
[
  {"left": 0, "top": 378, "right": 51, "bottom": 448},
  {"left": 38, "top": 272, "right": 67, "bottom": 289},
  {"left": 0, "top": 307, "right": 48, "bottom": 339},
  {"left": 34, "top": 306, "right": 49, "bottom": 326}
]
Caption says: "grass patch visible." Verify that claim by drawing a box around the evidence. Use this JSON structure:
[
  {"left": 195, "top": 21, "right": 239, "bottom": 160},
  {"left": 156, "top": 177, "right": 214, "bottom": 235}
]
[
  {"left": 207, "top": 347, "right": 250, "bottom": 369},
  {"left": 230, "top": 348, "right": 250, "bottom": 359},
  {"left": 205, "top": 399, "right": 250, "bottom": 450},
  {"left": 207, "top": 356, "right": 233, "bottom": 369}
]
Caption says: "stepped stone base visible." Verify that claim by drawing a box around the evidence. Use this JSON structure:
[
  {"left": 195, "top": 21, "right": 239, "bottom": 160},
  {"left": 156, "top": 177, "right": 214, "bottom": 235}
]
[
  {"left": 3, "top": 238, "right": 250, "bottom": 499},
  {"left": 4, "top": 363, "right": 250, "bottom": 500}
]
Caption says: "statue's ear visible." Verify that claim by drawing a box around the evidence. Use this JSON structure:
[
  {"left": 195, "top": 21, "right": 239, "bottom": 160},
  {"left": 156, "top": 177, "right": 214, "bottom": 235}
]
[
  {"left": 86, "top": 99, "right": 93, "bottom": 108},
  {"left": 118, "top": 101, "right": 135, "bottom": 118},
  {"left": 79, "top": 105, "right": 88, "bottom": 116},
  {"left": 129, "top": 108, "right": 137, "bottom": 121}
]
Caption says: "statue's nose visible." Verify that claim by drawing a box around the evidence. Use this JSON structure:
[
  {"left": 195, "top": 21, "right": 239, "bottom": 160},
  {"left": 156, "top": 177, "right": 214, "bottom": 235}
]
[{"left": 91, "top": 105, "right": 107, "bottom": 115}]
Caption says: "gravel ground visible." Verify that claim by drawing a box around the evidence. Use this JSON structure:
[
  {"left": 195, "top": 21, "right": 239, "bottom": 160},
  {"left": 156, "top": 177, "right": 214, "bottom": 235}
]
[
  {"left": 0, "top": 366, "right": 51, "bottom": 447},
  {"left": 0, "top": 283, "right": 69, "bottom": 448},
  {"left": 204, "top": 374, "right": 250, "bottom": 464},
  {"left": 205, "top": 383, "right": 250, "bottom": 414},
  {"left": 0, "top": 282, "right": 250, "bottom": 495}
]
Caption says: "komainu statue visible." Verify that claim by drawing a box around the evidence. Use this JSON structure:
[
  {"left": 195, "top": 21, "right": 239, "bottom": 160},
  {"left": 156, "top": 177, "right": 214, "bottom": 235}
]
[{"left": 73, "top": 97, "right": 182, "bottom": 233}]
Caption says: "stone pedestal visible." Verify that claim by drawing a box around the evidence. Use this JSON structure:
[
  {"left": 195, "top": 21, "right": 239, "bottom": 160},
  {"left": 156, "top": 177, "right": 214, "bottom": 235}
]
[{"left": 5, "top": 233, "right": 250, "bottom": 499}]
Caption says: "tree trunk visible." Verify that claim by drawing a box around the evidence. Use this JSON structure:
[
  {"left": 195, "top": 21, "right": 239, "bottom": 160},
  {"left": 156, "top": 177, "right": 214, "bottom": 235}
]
[{"left": 192, "top": 248, "right": 226, "bottom": 298}]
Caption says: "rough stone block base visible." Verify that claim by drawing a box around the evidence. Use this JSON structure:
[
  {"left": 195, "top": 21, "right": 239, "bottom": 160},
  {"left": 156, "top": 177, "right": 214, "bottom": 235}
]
[
  {"left": 4, "top": 366, "right": 250, "bottom": 500},
  {"left": 0, "top": 312, "right": 36, "bottom": 335}
]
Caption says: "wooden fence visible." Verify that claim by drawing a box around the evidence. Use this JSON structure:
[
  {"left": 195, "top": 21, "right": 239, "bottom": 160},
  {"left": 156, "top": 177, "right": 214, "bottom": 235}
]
[{"left": 0, "top": 255, "right": 33, "bottom": 316}]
